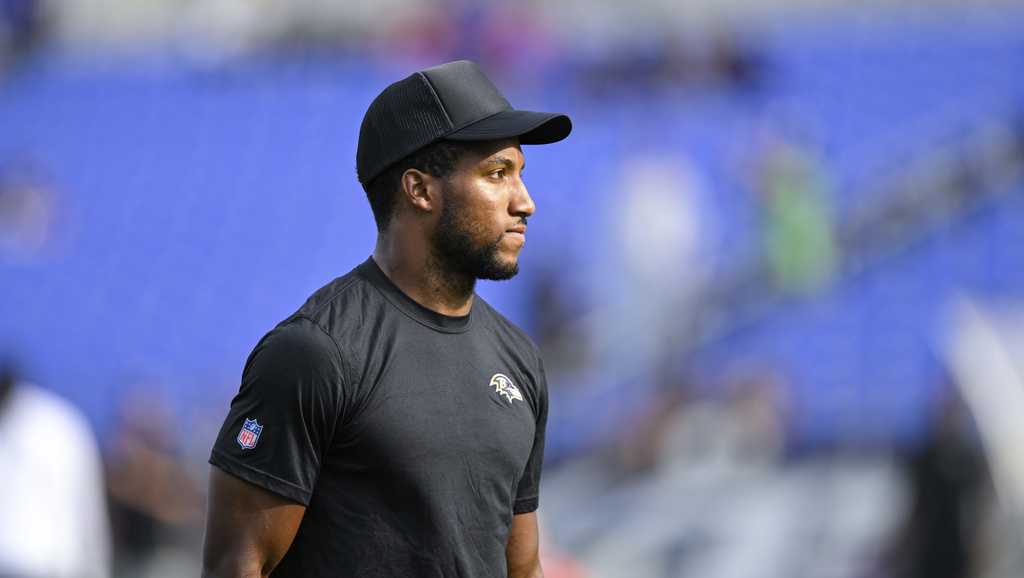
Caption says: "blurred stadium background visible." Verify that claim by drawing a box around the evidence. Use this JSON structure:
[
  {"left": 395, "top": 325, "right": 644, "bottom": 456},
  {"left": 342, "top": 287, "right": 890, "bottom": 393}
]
[{"left": 2, "top": 0, "right": 1024, "bottom": 576}]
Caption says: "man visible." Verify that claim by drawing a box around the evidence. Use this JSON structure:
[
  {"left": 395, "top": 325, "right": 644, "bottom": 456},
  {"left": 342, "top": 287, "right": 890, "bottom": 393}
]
[{"left": 203, "top": 60, "right": 571, "bottom": 577}]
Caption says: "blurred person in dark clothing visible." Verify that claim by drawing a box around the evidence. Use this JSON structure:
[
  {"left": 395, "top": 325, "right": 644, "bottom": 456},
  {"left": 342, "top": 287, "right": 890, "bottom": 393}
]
[
  {"left": 105, "top": 386, "right": 203, "bottom": 577},
  {"left": 526, "top": 263, "right": 589, "bottom": 377},
  {"left": 888, "top": 390, "right": 990, "bottom": 578},
  {"left": 0, "top": 0, "right": 47, "bottom": 73}
]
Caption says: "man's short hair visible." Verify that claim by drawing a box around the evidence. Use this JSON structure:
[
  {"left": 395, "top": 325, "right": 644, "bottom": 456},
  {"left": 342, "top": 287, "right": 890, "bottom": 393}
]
[{"left": 361, "top": 140, "right": 472, "bottom": 232}]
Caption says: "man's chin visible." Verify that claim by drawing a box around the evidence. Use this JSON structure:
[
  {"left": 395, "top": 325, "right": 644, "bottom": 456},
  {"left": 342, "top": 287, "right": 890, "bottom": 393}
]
[{"left": 475, "top": 257, "right": 519, "bottom": 281}]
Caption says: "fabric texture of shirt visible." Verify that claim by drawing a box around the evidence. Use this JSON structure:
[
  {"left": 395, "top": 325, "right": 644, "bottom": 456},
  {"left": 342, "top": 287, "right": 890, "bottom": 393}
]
[{"left": 210, "top": 257, "right": 548, "bottom": 577}]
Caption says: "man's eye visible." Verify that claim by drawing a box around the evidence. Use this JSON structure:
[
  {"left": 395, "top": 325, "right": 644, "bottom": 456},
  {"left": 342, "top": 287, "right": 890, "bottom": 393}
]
[{"left": 490, "top": 169, "right": 506, "bottom": 179}]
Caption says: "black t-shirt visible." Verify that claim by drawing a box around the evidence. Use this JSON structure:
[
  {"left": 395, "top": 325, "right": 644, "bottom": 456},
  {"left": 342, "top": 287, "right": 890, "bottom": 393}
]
[{"left": 210, "top": 257, "right": 548, "bottom": 577}]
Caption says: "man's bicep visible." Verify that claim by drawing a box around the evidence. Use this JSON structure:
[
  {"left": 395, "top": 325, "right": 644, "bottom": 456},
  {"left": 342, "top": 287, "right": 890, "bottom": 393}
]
[
  {"left": 506, "top": 512, "right": 543, "bottom": 578},
  {"left": 203, "top": 466, "right": 306, "bottom": 577},
  {"left": 210, "top": 318, "right": 346, "bottom": 504}
]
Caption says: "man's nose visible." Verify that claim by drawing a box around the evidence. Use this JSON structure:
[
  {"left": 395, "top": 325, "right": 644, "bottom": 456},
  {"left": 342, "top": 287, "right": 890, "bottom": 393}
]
[{"left": 510, "top": 180, "right": 535, "bottom": 218}]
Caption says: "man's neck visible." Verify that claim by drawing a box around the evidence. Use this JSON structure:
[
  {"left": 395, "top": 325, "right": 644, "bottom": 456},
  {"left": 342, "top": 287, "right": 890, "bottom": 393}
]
[{"left": 373, "top": 235, "right": 475, "bottom": 317}]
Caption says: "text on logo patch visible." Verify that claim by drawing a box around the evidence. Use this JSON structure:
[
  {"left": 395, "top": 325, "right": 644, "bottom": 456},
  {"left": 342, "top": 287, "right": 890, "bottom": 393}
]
[{"left": 237, "top": 418, "right": 263, "bottom": 450}]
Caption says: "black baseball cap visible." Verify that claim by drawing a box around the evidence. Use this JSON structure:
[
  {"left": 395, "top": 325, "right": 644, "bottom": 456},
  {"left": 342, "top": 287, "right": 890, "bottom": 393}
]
[{"left": 357, "top": 60, "right": 572, "bottom": 185}]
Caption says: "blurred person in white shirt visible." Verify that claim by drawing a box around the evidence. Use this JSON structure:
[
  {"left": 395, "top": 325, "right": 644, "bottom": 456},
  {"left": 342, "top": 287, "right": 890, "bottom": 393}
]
[{"left": 0, "top": 363, "right": 110, "bottom": 577}]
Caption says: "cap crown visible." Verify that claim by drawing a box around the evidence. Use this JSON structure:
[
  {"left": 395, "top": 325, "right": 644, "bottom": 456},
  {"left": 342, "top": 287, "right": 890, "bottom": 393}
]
[{"left": 357, "top": 60, "right": 512, "bottom": 185}]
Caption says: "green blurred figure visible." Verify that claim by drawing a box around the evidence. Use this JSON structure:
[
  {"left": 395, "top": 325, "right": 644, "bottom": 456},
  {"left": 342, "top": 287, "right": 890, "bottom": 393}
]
[{"left": 757, "top": 133, "right": 837, "bottom": 294}]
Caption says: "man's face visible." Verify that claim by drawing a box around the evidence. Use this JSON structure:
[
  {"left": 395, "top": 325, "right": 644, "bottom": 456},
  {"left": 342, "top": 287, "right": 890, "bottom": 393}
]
[{"left": 432, "top": 139, "right": 534, "bottom": 280}]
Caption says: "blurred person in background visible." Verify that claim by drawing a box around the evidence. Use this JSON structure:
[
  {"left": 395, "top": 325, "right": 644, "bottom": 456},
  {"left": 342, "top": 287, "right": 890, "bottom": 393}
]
[
  {"left": 623, "top": 364, "right": 789, "bottom": 480},
  {"left": 598, "top": 155, "right": 713, "bottom": 381},
  {"left": 526, "top": 262, "right": 589, "bottom": 378},
  {"left": 0, "top": 0, "right": 48, "bottom": 75},
  {"left": 203, "top": 60, "right": 570, "bottom": 577},
  {"left": 753, "top": 126, "right": 837, "bottom": 295},
  {"left": 0, "top": 159, "right": 56, "bottom": 262},
  {"left": 0, "top": 361, "right": 110, "bottom": 577},
  {"left": 105, "top": 386, "right": 204, "bottom": 578},
  {"left": 384, "top": 0, "right": 555, "bottom": 79},
  {"left": 886, "top": 385, "right": 992, "bottom": 578}
]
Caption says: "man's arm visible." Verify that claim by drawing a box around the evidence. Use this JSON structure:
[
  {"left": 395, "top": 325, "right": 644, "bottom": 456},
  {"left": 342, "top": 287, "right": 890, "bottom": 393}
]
[
  {"left": 202, "top": 467, "right": 306, "bottom": 578},
  {"left": 507, "top": 512, "right": 544, "bottom": 578}
]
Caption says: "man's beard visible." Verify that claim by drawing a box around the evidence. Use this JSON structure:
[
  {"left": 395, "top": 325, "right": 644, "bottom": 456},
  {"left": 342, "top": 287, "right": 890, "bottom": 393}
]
[{"left": 432, "top": 190, "right": 520, "bottom": 281}]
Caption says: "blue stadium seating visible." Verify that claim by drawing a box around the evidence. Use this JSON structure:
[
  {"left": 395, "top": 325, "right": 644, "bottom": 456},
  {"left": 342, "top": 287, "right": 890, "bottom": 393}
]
[{"left": 1, "top": 13, "right": 1022, "bottom": 453}]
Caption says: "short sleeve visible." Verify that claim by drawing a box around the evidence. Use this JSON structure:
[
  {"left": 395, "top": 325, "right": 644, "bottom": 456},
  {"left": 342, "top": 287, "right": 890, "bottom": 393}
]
[
  {"left": 209, "top": 317, "right": 345, "bottom": 505},
  {"left": 513, "top": 358, "right": 549, "bottom": 514}
]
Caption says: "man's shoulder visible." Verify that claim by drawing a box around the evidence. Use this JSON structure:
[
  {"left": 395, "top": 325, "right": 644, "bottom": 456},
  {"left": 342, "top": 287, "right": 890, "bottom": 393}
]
[
  {"left": 245, "top": 264, "right": 381, "bottom": 383},
  {"left": 242, "top": 261, "right": 381, "bottom": 372},
  {"left": 296, "top": 269, "right": 363, "bottom": 316},
  {"left": 283, "top": 260, "right": 381, "bottom": 336}
]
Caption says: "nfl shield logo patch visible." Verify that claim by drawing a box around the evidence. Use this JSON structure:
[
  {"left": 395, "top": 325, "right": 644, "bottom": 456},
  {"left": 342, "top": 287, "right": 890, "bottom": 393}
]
[{"left": 236, "top": 418, "right": 263, "bottom": 450}]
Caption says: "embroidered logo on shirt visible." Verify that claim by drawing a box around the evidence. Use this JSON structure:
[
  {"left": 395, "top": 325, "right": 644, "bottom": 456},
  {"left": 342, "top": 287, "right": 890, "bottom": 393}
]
[
  {"left": 490, "top": 373, "right": 524, "bottom": 404},
  {"left": 236, "top": 418, "right": 263, "bottom": 450}
]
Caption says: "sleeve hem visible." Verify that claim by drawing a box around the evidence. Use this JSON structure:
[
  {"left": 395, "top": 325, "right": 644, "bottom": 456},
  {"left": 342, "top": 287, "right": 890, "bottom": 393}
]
[
  {"left": 210, "top": 449, "right": 313, "bottom": 506},
  {"left": 513, "top": 496, "right": 539, "bottom": 514}
]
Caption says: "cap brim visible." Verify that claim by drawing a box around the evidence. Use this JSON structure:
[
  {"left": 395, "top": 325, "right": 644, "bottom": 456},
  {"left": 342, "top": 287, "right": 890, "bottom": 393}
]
[{"left": 446, "top": 109, "right": 572, "bottom": 145}]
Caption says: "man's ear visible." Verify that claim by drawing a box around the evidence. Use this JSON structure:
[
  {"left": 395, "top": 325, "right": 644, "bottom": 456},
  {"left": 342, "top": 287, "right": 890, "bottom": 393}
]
[{"left": 400, "top": 169, "right": 440, "bottom": 214}]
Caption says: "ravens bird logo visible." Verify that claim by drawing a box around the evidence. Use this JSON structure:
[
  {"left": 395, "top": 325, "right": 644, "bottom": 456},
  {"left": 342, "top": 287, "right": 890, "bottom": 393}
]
[{"left": 490, "top": 373, "right": 524, "bottom": 404}]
